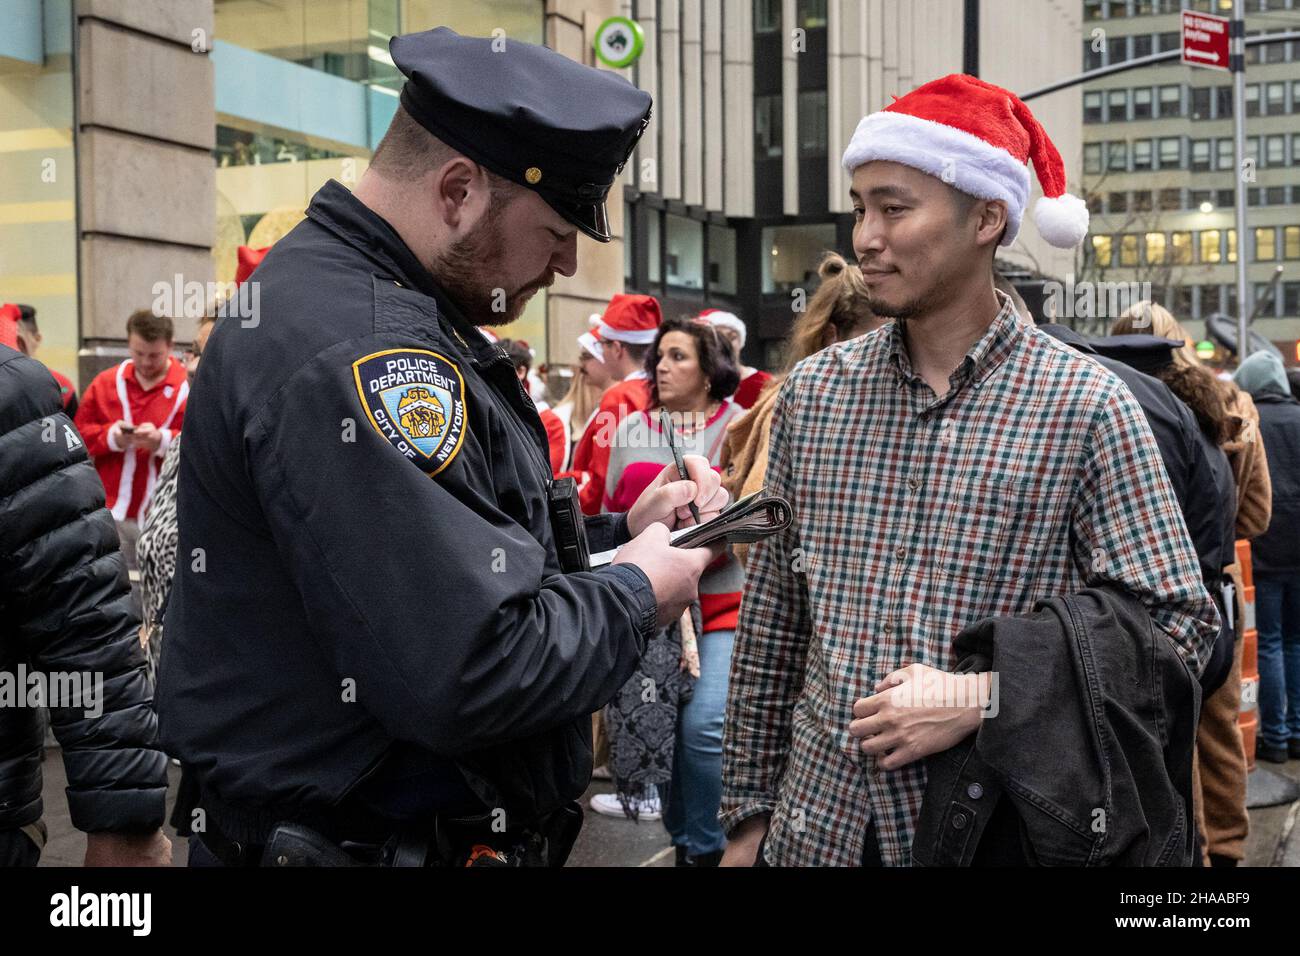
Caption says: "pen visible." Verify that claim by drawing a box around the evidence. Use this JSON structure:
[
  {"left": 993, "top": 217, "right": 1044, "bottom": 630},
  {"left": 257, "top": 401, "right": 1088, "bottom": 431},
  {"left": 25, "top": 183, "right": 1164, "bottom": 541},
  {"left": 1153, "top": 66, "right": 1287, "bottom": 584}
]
[{"left": 660, "top": 407, "right": 703, "bottom": 526}]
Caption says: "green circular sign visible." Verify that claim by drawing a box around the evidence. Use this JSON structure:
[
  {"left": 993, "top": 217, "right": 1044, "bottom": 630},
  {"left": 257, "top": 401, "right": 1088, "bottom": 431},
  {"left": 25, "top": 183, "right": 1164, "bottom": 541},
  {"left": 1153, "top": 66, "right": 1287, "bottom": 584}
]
[
  {"left": 593, "top": 16, "right": 645, "bottom": 68},
  {"left": 1196, "top": 340, "right": 1216, "bottom": 359}
]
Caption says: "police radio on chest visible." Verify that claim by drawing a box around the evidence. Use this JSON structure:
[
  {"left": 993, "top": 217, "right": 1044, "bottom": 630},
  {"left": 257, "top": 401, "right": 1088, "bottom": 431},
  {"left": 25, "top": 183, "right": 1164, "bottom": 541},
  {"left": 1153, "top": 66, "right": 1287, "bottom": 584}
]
[{"left": 548, "top": 477, "right": 590, "bottom": 573}]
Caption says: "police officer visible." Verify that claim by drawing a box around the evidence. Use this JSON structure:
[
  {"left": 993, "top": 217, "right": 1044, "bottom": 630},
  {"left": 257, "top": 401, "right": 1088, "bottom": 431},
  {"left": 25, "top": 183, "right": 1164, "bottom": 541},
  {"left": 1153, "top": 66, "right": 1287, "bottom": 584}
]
[{"left": 156, "top": 28, "right": 726, "bottom": 867}]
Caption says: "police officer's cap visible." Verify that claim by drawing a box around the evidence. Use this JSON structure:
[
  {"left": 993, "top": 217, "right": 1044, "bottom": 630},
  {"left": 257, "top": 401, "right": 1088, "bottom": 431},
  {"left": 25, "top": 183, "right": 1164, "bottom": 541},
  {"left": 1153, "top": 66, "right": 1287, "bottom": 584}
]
[{"left": 390, "top": 27, "right": 653, "bottom": 243}]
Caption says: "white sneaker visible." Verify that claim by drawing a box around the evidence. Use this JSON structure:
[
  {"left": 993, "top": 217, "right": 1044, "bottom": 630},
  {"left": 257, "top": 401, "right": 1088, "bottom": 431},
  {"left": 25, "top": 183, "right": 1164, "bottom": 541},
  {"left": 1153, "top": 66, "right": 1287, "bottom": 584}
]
[{"left": 589, "top": 791, "right": 661, "bottom": 821}]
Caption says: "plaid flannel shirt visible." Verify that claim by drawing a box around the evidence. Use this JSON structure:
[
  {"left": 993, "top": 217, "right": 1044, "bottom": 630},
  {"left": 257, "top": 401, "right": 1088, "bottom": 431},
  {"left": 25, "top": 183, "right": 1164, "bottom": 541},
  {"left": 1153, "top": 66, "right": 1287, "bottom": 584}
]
[{"left": 721, "top": 294, "right": 1220, "bottom": 867}]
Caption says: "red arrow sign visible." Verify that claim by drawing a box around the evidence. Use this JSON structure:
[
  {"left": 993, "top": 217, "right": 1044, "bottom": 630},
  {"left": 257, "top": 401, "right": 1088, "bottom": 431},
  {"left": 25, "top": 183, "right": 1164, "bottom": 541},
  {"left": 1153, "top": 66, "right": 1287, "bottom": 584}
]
[{"left": 1181, "top": 9, "right": 1230, "bottom": 72}]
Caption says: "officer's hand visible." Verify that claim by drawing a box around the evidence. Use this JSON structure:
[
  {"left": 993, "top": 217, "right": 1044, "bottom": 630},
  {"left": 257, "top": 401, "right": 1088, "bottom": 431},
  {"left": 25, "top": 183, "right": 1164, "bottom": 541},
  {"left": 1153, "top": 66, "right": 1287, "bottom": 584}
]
[
  {"left": 612, "top": 523, "right": 722, "bottom": 628},
  {"left": 626, "top": 455, "right": 729, "bottom": 537},
  {"left": 84, "top": 829, "right": 172, "bottom": 867}
]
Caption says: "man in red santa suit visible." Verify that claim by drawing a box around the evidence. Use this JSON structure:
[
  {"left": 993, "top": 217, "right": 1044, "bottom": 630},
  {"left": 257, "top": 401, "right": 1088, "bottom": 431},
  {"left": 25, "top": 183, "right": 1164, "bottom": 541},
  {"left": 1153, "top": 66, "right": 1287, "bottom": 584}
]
[
  {"left": 570, "top": 293, "right": 662, "bottom": 515},
  {"left": 75, "top": 309, "right": 189, "bottom": 524}
]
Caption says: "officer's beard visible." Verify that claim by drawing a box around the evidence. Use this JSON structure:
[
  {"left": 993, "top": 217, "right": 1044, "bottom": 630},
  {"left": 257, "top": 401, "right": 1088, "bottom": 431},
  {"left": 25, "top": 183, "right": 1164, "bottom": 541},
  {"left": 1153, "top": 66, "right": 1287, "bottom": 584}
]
[{"left": 435, "top": 211, "right": 553, "bottom": 326}]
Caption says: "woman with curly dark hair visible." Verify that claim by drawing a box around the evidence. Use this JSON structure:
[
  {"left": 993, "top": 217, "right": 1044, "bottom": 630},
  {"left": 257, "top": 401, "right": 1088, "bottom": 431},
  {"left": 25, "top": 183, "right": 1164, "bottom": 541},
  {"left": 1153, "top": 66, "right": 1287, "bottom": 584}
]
[{"left": 592, "top": 315, "right": 742, "bottom": 866}]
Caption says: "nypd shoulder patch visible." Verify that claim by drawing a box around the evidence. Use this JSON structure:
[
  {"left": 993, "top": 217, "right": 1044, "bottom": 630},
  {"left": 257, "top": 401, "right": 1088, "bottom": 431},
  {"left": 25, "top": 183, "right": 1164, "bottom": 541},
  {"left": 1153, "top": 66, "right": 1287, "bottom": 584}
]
[{"left": 352, "top": 348, "right": 467, "bottom": 476}]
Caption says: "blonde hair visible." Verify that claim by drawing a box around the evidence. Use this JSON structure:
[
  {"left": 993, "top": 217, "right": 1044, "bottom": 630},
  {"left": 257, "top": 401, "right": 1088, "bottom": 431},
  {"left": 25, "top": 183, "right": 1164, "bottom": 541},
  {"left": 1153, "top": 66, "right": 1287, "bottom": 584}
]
[
  {"left": 1112, "top": 301, "right": 1201, "bottom": 368},
  {"left": 782, "top": 252, "right": 877, "bottom": 374},
  {"left": 556, "top": 357, "right": 602, "bottom": 427}
]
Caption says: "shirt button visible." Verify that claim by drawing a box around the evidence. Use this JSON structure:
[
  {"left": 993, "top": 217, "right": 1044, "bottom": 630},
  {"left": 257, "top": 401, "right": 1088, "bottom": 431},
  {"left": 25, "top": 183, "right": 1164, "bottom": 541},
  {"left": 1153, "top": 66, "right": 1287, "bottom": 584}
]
[
  {"left": 907, "top": 476, "right": 921, "bottom": 491},
  {"left": 894, "top": 545, "right": 906, "bottom": 560},
  {"left": 951, "top": 810, "right": 969, "bottom": 830},
  {"left": 967, "top": 783, "right": 984, "bottom": 800},
  {"left": 882, "top": 620, "right": 893, "bottom": 635}
]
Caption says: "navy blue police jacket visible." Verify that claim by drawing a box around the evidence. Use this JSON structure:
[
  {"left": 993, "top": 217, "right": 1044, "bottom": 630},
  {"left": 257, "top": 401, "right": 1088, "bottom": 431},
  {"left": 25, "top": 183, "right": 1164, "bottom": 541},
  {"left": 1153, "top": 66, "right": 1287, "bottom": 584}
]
[{"left": 156, "top": 181, "right": 658, "bottom": 840}]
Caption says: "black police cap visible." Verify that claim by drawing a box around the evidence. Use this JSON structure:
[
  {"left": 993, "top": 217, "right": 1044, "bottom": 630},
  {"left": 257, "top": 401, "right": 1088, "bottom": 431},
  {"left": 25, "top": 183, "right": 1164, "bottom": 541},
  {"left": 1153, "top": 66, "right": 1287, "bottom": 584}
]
[
  {"left": 1089, "top": 334, "right": 1186, "bottom": 375},
  {"left": 389, "top": 27, "right": 653, "bottom": 243}
]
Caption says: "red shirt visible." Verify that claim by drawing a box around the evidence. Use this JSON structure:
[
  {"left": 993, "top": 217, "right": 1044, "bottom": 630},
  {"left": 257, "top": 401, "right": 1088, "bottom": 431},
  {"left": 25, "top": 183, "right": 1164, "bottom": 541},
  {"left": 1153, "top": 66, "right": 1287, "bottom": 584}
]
[
  {"left": 74, "top": 357, "right": 189, "bottom": 521},
  {"left": 732, "top": 369, "right": 773, "bottom": 410},
  {"left": 570, "top": 376, "right": 652, "bottom": 515}
]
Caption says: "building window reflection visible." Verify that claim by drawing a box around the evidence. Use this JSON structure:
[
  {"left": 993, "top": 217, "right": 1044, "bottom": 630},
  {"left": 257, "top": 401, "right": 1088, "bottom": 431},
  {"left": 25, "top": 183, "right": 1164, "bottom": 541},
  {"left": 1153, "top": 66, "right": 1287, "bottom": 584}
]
[{"left": 762, "top": 224, "right": 836, "bottom": 294}]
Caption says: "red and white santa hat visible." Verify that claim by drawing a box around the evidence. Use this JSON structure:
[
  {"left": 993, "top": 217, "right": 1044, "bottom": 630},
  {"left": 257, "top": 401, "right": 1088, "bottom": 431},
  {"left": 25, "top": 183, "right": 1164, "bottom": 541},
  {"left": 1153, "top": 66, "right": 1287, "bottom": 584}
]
[
  {"left": 577, "top": 326, "right": 604, "bottom": 364},
  {"left": 698, "top": 308, "right": 746, "bottom": 348},
  {"left": 596, "top": 293, "right": 662, "bottom": 345},
  {"left": 841, "top": 74, "right": 1089, "bottom": 249}
]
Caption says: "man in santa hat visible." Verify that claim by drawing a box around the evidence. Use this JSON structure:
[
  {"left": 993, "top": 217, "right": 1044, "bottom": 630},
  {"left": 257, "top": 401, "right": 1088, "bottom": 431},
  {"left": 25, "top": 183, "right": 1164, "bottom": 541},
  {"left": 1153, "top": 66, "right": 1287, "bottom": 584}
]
[
  {"left": 570, "top": 293, "right": 662, "bottom": 514},
  {"left": 721, "top": 74, "right": 1219, "bottom": 867},
  {"left": 75, "top": 309, "right": 189, "bottom": 526}
]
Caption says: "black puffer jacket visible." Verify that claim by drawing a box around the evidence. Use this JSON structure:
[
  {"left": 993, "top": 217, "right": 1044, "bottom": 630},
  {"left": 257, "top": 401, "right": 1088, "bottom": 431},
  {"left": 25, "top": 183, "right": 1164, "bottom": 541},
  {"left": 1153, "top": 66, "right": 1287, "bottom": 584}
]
[{"left": 0, "top": 345, "right": 168, "bottom": 833}]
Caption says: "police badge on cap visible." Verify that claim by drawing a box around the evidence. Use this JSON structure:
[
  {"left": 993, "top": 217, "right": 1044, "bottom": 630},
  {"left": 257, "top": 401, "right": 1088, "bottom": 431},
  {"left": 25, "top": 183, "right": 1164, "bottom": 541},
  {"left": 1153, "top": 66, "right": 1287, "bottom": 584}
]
[{"left": 389, "top": 27, "right": 653, "bottom": 243}]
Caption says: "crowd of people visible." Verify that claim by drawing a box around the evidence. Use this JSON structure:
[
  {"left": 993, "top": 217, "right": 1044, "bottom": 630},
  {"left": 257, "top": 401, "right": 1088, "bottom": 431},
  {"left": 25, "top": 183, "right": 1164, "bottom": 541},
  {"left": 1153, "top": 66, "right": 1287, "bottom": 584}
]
[{"left": 2, "top": 37, "right": 1300, "bottom": 870}]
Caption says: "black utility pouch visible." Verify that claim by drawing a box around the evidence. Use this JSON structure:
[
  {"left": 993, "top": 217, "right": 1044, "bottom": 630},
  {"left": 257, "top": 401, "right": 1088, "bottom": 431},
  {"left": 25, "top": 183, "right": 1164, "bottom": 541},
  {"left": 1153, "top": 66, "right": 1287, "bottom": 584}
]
[{"left": 548, "top": 477, "right": 590, "bottom": 573}]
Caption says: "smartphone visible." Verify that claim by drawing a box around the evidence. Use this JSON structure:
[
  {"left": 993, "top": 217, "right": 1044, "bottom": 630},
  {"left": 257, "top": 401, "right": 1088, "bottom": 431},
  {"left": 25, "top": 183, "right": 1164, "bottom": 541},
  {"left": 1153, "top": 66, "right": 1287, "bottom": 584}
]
[{"left": 119, "top": 424, "right": 135, "bottom": 434}]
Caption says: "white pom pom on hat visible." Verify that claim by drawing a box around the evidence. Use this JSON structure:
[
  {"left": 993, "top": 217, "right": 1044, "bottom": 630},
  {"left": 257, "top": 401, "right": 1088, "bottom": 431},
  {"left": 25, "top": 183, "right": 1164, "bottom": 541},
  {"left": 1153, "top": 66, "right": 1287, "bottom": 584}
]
[{"left": 840, "top": 74, "right": 1089, "bottom": 250}]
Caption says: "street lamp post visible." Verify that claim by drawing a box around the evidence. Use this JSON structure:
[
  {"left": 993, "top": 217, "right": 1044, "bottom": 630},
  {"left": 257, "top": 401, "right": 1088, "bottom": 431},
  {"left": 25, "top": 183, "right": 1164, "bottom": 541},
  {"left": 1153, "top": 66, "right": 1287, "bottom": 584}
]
[{"left": 1231, "top": 0, "right": 1250, "bottom": 360}]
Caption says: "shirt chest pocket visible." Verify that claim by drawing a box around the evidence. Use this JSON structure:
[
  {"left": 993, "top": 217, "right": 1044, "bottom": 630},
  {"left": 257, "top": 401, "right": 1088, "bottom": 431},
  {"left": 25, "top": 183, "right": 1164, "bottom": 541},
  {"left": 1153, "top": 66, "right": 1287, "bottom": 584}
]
[{"left": 934, "top": 474, "right": 1065, "bottom": 584}]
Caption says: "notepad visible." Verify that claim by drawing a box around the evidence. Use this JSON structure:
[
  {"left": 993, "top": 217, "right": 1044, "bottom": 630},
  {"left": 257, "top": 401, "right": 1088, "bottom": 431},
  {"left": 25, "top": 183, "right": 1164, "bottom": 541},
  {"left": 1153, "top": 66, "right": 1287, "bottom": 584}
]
[{"left": 589, "top": 490, "right": 794, "bottom": 568}]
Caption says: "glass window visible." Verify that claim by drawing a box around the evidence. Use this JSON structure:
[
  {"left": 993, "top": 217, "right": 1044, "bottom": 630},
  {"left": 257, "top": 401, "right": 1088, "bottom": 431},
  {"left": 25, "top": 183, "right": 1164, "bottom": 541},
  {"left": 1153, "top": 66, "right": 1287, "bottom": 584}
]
[
  {"left": 1158, "top": 137, "right": 1181, "bottom": 169},
  {"left": 1133, "top": 139, "right": 1154, "bottom": 169},
  {"left": 1133, "top": 34, "right": 1153, "bottom": 58},
  {"left": 1248, "top": 187, "right": 1261, "bottom": 206},
  {"left": 1145, "top": 232, "right": 1166, "bottom": 264},
  {"left": 1266, "top": 82, "right": 1286, "bottom": 115},
  {"left": 1265, "top": 135, "right": 1285, "bottom": 167},
  {"left": 1107, "top": 141, "right": 1128, "bottom": 171},
  {"left": 1215, "top": 86, "right": 1232, "bottom": 118},
  {"left": 1120, "top": 234, "right": 1140, "bottom": 266},
  {"left": 1200, "top": 230, "right": 1222, "bottom": 263},
  {"left": 1092, "top": 235, "right": 1114, "bottom": 267},
  {"left": 1293, "top": 133, "right": 1300, "bottom": 165},
  {"left": 761, "top": 223, "right": 836, "bottom": 294},
  {"left": 1246, "top": 84, "right": 1260, "bottom": 117},
  {"left": 1191, "top": 188, "right": 1213, "bottom": 209},
  {"left": 1133, "top": 87, "right": 1153, "bottom": 119},
  {"left": 1084, "top": 91, "right": 1103, "bottom": 123},
  {"left": 1110, "top": 0, "right": 1129, "bottom": 18},
  {"left": 755, "top": 95, "right": 783, "bottom": 158},
  {"left": 1136, "top": 0, "right": 1155, "bottom": 13},
  {"left": 798, "top": 90, "right": 827, "bottom": 157},
  {"left": 1084, "top": 143, "right": 1104, "bottom": 174},
  {"left": 1088, "top": 193, "right": 1105, "bottom": 215},
  {"left": 1191, "top": 139, "right": 1211, "bottom": 171},
  {"left": 1084, "top": 39, "right": 1104, "bottom": 72},
  {"left": 1227, "top": 228, "right": 1237, "bottom": 263},
  {"left": 755, "top": 0, "right": 781, "bottom": 32},
  {"left": 1247, "top": 136, "right": 1259, "bottom": 164},
  {"left": 1202, "top": 286, "right": 1221, "bottom": 316},
  {"left": 1216, "top": 188, "right": 1235, "bottom": 209},
  {"left": 1170, "top": 231, "right": 1193, "bottom": 264},
  {"left": 1287, "top": 226, "right": 1300, "bottom": 260},
  {"left": 1190, "top": 87, "right": 1211, "bottom": 120},
  {"left": 707, "top": 224, "right": 737, "bottom": 295},
  {"left": 647, "top": 209, "right": 661, "bottom": 283},
  {"left": 1159, "top": 188, "right": 1181, "bottom": 210},
  {"left": 1216, "top": 138, "right": 1234, "bottom": 170},
  {"left": 797, "top": 0, "right": 828, "bottom": 28},
  {"left": 1133, "top": 190, "right": 1153, "bottom": 211},
  {"left": 1110, "top": 191, "right": 1129, "bottom": 213},
  {"left": 1084, "top": 0, "right": 1104, "bottom": 19},
  {"left": 665, "top": 214, "right": 704, "bottom": 289},
  {"left": 1158, "top": 85, "right": 1182, "bottom": 117},
  {"left": 1266, "top": 185, "right": 1286, "bottom": 204},
  {"left": 1256, "top": 227, "right": 1277, "bottom": 261},
  {"left": 1284, "top": 282, "right": 1300, "bottom": 317},
  {"left": 1107, "top": 89, "right": 1129, "bottom": 120},
  {"left": 1266, "top": 29, "right": 1287, "bottom": 64},
  {"left": 1293, "top": 80, "right": 1300, "bottom": 113},
  {"left": 1158, "top": 31, "right": 1180, "bottom": 53}
]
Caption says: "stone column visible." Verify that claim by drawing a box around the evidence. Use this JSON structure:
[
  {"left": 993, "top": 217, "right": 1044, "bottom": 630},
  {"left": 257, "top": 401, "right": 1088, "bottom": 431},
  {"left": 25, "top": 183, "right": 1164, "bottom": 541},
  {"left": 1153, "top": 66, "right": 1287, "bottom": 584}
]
[
  {"left": 542, "top": 0, "right": 626, "bottom": 368},
  {"left": 74, "top": 0, "right": 215, "bottom": 382}
]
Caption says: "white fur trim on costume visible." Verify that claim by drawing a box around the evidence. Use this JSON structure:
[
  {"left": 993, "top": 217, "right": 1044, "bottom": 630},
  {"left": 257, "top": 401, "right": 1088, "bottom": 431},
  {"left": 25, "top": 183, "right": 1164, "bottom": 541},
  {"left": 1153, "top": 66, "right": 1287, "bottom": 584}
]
[
  {"left": 703, "top": 311, "right": 746, "bottom": 348},
  {"left": 1033, "top": 193, "right": 1090, "bottom": 249},
  {"left": 841, "top": 111, "right": 1031, "bottom": 247},
  {"left": 597, "top": 321, "right": 658, "bottom": 345}
]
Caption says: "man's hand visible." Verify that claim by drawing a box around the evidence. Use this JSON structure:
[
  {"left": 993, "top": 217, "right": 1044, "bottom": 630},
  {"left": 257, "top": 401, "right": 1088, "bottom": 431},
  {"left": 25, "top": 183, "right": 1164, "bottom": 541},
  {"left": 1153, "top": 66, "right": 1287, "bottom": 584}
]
[
  {"left": 720, "top": 814, "right": 769, "bottom": 867},
  {"left": 626, "top": 454, "right": 729, "bottom": 538},
  {"left": 612, "top": 523, "right": 722, "bottom": 628},
  {"left": 848, "top": 664, "right": 989, "bottom": 771},
  {"left": 109, "top": 420, "right": 135, "bottom": 450},
  {"left": 84, "top": 829, "right": 172, "bottom": 867},
  {"left": 132, "top": 422, "right": 163, "bottom": 453}
]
